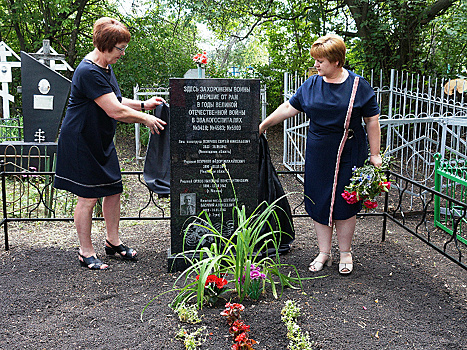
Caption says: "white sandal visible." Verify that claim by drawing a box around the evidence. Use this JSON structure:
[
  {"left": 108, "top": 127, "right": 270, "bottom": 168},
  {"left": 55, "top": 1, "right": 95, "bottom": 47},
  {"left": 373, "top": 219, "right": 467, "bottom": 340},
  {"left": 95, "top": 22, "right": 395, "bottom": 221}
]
[
  {"left": 339, "top": 251, "right": 353, "bottom": 275},
  {"left": 309, "top": 252, "right": 332, "bottom": 272}
]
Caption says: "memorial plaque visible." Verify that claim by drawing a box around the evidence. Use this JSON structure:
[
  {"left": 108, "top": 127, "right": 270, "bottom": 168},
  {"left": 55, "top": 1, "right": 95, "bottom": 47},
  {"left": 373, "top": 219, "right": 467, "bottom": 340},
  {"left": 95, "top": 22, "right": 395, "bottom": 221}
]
[{"left": 168, "top": 78, "right": 260, "bottom": 271}]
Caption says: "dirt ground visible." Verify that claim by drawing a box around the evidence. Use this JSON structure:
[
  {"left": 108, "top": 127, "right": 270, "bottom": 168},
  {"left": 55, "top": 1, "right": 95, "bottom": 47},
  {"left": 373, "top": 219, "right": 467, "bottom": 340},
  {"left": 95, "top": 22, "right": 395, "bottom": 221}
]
[{"left": 1, "top": 124, "right": 466, "bottom": 350}]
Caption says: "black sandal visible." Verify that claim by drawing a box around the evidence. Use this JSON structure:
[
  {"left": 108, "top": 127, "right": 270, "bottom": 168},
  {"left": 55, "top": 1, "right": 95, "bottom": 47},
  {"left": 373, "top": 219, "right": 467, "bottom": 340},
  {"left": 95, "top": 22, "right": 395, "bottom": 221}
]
[
  {"left": 105, "top": 240, "right": 138, "bottom": 261},
  {"left": 79, "top": 253, "right": 108, "bottom": 270}
]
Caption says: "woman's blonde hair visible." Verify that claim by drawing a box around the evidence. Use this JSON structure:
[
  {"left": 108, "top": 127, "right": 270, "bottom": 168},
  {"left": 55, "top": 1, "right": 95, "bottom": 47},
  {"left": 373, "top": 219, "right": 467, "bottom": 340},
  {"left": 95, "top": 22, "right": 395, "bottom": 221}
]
[{"left": 309, "top": 34, "right": 346, "bottom": 68}]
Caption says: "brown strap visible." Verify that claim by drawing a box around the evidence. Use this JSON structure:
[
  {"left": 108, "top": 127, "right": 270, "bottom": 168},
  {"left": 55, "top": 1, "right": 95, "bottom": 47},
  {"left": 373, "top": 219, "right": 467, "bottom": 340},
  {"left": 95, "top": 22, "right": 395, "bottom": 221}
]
[{"left": 327, "top": 76, "right": 360, "bottom": 226}]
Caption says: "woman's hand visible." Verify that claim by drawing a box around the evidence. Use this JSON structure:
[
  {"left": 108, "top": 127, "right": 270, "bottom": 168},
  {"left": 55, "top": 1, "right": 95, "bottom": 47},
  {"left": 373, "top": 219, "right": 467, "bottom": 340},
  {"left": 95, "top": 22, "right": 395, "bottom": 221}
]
[
  {"left": 258, "top": 101, "right": 300, "bottom": 136},
  {"left": 145, "top": 115, "right": 167, "bottom": 135},
  {"left": 144, "top": 96, "right": 166, "bottom": 110},
  {"left": 370, "top": 154, "right": 382, "bottom": 168}
]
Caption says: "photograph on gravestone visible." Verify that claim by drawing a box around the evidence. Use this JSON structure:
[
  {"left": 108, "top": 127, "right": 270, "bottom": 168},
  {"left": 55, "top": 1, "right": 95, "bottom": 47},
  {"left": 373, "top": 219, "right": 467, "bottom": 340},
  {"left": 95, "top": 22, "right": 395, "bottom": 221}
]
[
  {"left": 169, "top": 78, "right": 260, "bottom": 271},
  {"left": 20, "top": 52, "right": 71, "bottom": 143}
]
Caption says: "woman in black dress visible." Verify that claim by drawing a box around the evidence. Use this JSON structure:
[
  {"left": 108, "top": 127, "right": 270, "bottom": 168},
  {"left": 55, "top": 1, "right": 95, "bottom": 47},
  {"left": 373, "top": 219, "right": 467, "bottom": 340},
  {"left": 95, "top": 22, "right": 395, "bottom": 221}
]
[
  {"left": 259, "top": 34, "right": 381, "bottom": 275},
  {"left": 54, "top": 17, "right": 167, "bottom": 270}
]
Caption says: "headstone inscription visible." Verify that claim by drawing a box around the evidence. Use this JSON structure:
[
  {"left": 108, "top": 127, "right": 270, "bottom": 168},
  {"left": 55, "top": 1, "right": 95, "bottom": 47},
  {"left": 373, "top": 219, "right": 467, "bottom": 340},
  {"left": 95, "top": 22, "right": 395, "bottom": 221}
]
[{"left": 168, "top": 78, "right": 260, "bottom": 272}]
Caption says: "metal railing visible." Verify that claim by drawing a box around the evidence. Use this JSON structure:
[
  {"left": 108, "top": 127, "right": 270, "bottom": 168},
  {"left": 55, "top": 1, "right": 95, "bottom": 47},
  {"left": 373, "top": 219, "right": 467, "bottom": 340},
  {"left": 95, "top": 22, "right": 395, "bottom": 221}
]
[
  {"left": 1, "top": 168, "right": 465, "bottom": 270},
  {"left": 282, "top": 70, "right": 467, "bottom": 187}
]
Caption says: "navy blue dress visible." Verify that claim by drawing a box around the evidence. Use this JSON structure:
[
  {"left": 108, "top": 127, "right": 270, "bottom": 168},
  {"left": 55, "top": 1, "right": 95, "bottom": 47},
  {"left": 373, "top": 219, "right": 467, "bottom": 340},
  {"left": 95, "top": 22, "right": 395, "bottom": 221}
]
[
  {"left": 54, "top": 59, "right": 123, "bottom": 198},
  {"left": 288, "top": 70, "right": 380, "bottom": 226}
]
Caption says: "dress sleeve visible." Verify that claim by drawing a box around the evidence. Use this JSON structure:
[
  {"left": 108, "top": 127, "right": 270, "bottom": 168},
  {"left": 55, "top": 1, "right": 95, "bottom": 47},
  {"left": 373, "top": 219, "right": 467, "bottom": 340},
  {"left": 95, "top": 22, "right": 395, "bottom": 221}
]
[
  {"left": 75, "top": 65, "right": 114, "bottom": 101},
  {"left": 358, "top": 78, "right": 380, "bottom": 117},
  {"left": 288, "top": 85, "right": 304, "bottom": 112}
]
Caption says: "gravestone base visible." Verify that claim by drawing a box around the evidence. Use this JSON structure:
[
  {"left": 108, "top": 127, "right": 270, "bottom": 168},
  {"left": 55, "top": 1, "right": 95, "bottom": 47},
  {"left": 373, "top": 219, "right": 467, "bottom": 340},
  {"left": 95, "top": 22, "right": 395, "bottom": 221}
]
[{"left": 167, "top": 249, "right": 195, "bottom": 272}]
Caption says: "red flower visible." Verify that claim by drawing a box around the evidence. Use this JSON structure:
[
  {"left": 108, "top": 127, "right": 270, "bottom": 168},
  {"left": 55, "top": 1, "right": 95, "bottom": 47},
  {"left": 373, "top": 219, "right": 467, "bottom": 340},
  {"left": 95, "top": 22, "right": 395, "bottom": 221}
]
[
  {"left": 229, "top": 320, "right": 250, "bottom": 336},
  {"left": 206, "top": 275, "right": 217, "bottom": 285},
  {"left": 341, "top": 190, "right": 359, "bottom": 204},
  {"left": 196, "top": 274, "right": 227, "bottom": 288},
  {"left": 380, "top": 181, "right": 391, "bottom": 191},
  {"left": 215, "top": 277, "right": 228, "bottom": 289},
  {"left": 235, "top": 332, "right": 248, "bottom": 342},
  {"left": 221, "top": 303, "right": 245, "bottom": 325},
  {"left": 193, "top": 51, "right": 208, "bottom": 65},
  {"left": 364, "top": 200, "right": 378, "bottom": 209}
]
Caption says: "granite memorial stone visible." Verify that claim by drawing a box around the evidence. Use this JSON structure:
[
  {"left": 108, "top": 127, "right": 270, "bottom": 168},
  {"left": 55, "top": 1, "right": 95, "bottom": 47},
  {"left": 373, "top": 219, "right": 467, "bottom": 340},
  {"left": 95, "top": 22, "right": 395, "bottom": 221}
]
[
  {"left": 168, "top": 78, "right": 260, "bottom": 271},
  {"left": 20, "top": 51, "right": 71, "bottom": 142}
]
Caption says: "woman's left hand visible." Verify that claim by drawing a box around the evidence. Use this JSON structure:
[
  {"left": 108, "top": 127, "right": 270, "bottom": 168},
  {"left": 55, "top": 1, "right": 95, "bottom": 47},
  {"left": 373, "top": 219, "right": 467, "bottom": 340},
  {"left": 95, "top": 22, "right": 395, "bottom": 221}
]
[
  {"left": 370, "top": 154, "right": 382, "bottom": 168},
  {"left": 144, "top": 96, "right": 167, "bottom": 110}
]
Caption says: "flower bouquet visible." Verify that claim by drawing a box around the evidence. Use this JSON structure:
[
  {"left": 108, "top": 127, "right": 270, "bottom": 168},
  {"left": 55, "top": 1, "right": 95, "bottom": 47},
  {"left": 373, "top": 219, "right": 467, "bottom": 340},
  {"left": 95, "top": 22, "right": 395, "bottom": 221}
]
[
  {"left": 341, "top": 152, "right": 391, "bottom": 209},
  {"left": 193, "top": 51, "right": 208, "bottom": 65}
]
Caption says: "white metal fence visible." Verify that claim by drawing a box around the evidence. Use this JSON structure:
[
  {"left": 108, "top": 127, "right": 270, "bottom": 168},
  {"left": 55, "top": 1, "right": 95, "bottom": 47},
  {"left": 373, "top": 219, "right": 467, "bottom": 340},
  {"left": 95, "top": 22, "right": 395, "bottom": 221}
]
[{"left": 282, "top": 70, "right": 467, "bottom": 194}]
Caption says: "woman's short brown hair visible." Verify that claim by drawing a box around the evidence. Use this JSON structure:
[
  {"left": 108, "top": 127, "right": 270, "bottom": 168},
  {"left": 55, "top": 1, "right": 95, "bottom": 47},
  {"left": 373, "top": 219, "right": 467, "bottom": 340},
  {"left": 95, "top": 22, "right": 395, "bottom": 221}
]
[
  {"left": 93, "top": 17, "right": 131, "bottom": 53},
  {"left": 309, "top": 34, "right": 346, "bottom": 68}
]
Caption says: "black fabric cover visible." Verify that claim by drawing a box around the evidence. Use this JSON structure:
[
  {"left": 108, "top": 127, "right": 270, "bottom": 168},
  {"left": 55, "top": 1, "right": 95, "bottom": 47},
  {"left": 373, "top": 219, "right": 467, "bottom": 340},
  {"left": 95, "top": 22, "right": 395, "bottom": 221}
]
[
  {"left": 257, "top": 134, "right": 295, "bottom": 254},
  {"left": 143, "top": 103, "right": 170, "bottom": 195}
]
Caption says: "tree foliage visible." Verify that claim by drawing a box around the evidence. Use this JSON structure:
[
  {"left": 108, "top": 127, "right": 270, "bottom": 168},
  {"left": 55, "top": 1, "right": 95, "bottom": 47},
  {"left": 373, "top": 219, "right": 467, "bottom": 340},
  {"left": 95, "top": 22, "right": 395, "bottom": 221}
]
[
  {"left": 0, "top": 0, "right": 114, "bottom": 69},
  {"left": 114, "top": 1, "right": 200, "bottom": 95},
  {"left": 167, "top": 0, "right": 463, "bottom": 74}
]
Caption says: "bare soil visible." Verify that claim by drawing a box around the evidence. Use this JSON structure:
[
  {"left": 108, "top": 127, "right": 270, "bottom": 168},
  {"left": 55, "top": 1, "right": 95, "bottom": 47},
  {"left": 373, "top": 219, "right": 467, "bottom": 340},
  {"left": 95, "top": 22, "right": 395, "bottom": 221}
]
[{"left": 1, "top": 124, "right": 466, "bottom": 350}]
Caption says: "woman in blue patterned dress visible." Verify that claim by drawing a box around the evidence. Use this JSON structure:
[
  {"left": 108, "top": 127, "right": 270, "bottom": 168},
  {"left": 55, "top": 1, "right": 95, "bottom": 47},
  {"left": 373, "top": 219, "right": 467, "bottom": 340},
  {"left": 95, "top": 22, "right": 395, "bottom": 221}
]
[
  {"left": 259, "top": 34, "right": 381, "bottom": 275},
  {"left": 54, "top": 17, "right": 167, "bottom": 270}
]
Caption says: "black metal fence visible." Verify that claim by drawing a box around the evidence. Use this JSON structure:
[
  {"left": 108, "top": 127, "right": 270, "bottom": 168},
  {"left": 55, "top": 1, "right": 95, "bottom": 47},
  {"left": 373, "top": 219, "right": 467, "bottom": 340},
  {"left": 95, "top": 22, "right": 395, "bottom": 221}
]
[{"left": 1, "top": 169, "right": 465, "bottom": 270}]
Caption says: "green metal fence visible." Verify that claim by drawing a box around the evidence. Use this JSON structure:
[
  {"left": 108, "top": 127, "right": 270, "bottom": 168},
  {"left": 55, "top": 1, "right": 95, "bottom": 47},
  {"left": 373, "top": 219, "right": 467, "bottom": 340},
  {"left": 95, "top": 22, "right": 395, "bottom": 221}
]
[{"left": 434, "top": 153, "right": 467, "bottom": 245}]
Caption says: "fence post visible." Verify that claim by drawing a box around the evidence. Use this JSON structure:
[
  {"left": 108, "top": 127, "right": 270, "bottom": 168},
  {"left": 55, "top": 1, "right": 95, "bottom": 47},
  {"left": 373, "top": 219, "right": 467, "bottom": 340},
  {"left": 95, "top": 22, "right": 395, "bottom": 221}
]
[
  {"left": 381, "top": 169, "right": 390, "bottom": 242},
  {"left": 1, "top": 161, "right": 9, "bottom": 250},
  {"left": 434, "top": 153, "right": 441, "bottom": 225},
  {"left": 386, "top": 69, "right": 395, "bottom": 151}
]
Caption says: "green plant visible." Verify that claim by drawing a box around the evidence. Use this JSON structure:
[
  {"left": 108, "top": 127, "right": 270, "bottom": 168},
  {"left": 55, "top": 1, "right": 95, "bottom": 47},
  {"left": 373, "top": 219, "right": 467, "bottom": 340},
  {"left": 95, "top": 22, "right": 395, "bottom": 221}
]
[
  {"left": 281, "top": 299, "right": 301, "bottom": 320},
  {"left": 173, "top": 301, "right": 202, "bottom": 324},
  {"left": 170, "top": 164, "right": 303, "bottom": 309},
  {"left": 175, "top": 326, "right": 207, "bottom": 350},
  {"left": 238, "top": 264, "right": 266, "bottom": 300},
  {"left": 281, "top": 300, "right": 316, "bottom": 350},
  {"left": 221, "top": 303, "right": 257, "bottom": 350}
]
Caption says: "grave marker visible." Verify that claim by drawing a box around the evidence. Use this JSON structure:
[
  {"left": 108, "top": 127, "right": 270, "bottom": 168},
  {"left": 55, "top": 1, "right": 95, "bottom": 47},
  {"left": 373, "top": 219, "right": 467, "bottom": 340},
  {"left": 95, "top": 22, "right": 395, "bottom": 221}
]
[
  {"left": 0, "top": 42, "right": 21, "bottom": 119},
  {"left": 20, "top": 51, "right": 71, "bottom": 142},
  {"left": 168, "top": 78, "right": 260, "bottom": 271}
]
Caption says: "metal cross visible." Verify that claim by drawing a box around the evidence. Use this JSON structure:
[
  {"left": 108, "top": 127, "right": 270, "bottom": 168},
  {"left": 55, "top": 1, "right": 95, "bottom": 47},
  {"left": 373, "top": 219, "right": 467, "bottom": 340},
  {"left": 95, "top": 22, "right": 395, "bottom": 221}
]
[{"left": 0, "top": 41, "right": 21, "bottom": 119}]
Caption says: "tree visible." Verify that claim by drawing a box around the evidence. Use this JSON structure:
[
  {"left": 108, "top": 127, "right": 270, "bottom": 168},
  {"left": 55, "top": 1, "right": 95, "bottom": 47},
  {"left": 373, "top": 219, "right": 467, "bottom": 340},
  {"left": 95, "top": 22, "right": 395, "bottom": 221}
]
[
  {"left": 0, "top": 0, "right": 113, "bottom": 69},
  {"left": 343, "top": 0, "right": 459, "bottom": 71},
  {"left": 168, "top": 0, "right": 461, "bottom": 73},
  {"left": 113, "top": 1, "right": 200, "bottom": 95}
]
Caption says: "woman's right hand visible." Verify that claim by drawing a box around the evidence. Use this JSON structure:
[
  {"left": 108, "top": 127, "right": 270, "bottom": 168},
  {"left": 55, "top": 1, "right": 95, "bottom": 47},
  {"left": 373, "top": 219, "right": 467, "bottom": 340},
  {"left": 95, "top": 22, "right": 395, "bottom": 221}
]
[
  {"left": 145, "top": 115, "right": 167, "bottom": 135},
  {"left": 370, "top": 154, "right": 382, "bottom": 168},
  {"left": 258, "top": 101, "right": 300, "bottom": 136}
]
